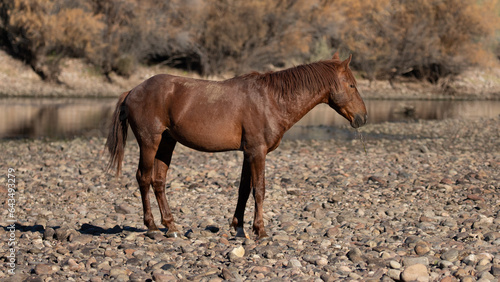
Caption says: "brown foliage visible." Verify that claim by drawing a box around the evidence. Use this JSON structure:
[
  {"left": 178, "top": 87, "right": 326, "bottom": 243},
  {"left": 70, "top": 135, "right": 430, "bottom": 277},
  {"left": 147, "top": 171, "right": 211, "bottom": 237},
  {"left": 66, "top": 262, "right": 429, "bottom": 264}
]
[
  {"left": 86, "top": 0, "right": 139, "bottom": 79},
  {"left": 0, "top": 0, "right": 499, "bottom": 82},
  {"left": 141, "top": 0, "right": 337, "bottom": 75},
  {"left": 336, "top": 0, "right": 500, "bottom": 82},
  {"left": 0, "top": 0, "right": 103, "bottom": 82}
]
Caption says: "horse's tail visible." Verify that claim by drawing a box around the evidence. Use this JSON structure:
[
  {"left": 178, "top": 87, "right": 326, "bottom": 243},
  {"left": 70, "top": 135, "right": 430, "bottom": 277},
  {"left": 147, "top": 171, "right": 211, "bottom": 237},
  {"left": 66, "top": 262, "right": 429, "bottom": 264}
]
[{"left": 105, "top": 90, "right": 131, "bottom": 176}]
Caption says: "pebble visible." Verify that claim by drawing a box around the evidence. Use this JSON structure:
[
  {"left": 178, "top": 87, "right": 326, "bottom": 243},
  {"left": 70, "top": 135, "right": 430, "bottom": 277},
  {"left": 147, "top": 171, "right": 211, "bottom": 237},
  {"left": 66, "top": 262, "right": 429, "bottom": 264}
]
[
  {"left": 462, "top": 254, "right": 477, "bottom": 266},
  {"left": 35, "top": 264, "right": 57, "bottom": 275},
  {"left": 110, "top": 267, "right": 129, "bottom": 278},
  {"left": 479, "top": 271, "right": 495, "bottom": 280},
  {"left": 2, "top": 117, "right": 499, "bottom": 281},
  {"left": 316, "top": 257, "right": 328, "bottom": 266},
  {"left": 349, "top": 272, "right": 363, "bottom": 279},
  {"left": 484, "top": 232, "right": 500, "bottom": 242},
  {"left": 390, "top": 260, "right": 402, "bottom": 269},
  {"left": 401, "top": 264, "right": 429, "bottom": 282},
  {"left": 325, "top": 226, "right": 340, "bottom": 238},
  {"left": 439, "top": 260, "right": 454, "bottom": 269},
  {"left": 347, "top": 248, "right": 364, "bottom": 264},
  {"left": 387, "top": 269, "right": 401, "bottom": 280},
  {"left": 441, "top": 249, "right": 460, "bottom": 262},
  {"left": 230, "top": 246, "right": 245, "bottom": 258},
  {"left": 115, "top": 203, "right": 136, "bottom": 214},
  {"left": 403, "top": 257, "right": 429, "bottom": 267},
  {"left": 288, "top": 258, "right": 302, "bottom": 269},
  {"left": 304, "top": 202, "right": 321, "bottom": 212},
  {"left": 415, "top": 241, "right": 431, "bottom": 255},
  {"left": 153, "top": 271, "right": 176, "bottom": 281},
  {"left": 491, "top": 265, "right": 500, "bottom": 276}
]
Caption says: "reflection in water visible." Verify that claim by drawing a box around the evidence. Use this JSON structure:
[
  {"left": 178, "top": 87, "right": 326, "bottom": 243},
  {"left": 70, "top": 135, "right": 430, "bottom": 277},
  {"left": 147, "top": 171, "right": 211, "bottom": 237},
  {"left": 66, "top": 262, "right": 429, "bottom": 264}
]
[
  {"left": 294, "top": 100, "right": 500, "bottom": 127},
  {"left": 0, "top": 98, "right": 499, "bottom": 139},
  {"left": 0, "top": 98, "right": 115, "bottom": 138}
]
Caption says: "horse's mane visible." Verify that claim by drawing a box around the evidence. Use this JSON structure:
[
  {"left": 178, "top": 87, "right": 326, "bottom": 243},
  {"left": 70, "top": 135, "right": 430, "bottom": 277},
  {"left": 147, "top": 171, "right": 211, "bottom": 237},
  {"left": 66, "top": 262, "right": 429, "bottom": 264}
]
[{"left": 252, "top": 59, "right": 356, "bottom": 101}]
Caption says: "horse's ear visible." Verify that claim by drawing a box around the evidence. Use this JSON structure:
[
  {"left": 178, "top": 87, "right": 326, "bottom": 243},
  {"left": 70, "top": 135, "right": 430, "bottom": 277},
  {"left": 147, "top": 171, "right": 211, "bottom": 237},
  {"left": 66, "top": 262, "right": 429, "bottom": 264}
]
[
  {"left": 332, "top": 52, "right": 340, "bottom": 61},
  {"left": 341, "top": 54, "right": 352, "bottom": 69}
]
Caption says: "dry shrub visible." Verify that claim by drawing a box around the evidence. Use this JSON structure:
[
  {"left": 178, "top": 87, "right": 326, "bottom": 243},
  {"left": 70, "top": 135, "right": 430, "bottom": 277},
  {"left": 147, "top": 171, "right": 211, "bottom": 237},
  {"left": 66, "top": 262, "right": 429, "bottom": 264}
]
[
  {"left": 196, "top": 0, "right": 312, "bottom": 74},
  {"left": 0, "top": 0, "right": 139, "bottom": 82},
  {"left": 336, "top": 0, "right": 500, "bottom": 83},
  {"left": 0, "top": 0, "right": 499, "bottom": 82},
  {"left": 0, "top": 0, "right": 103, "bottom": 82},
  {"left": 17, "top": 0, "right": 338, "bottom": 77},
  {"left": 86, "top": 0, "right": 139, "bottom": 80},
  {"left": 142, "top": 0, "right": 337, "bottom": 75}
]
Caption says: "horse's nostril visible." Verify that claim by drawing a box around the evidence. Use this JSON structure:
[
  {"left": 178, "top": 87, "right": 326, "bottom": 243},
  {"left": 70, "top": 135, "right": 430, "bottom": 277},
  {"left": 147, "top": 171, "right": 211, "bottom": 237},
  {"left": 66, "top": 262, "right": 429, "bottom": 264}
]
[{"left": 351, "top": 114, "right": 366, "bottom": 128}]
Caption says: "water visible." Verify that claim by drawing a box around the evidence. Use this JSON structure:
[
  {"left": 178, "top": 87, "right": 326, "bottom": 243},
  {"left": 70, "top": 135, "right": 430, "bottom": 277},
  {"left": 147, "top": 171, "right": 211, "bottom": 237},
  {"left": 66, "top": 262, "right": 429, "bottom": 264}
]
[
  {"left": 0, "top": 98, "right": 115, "bottom": 139},
  {"left": 284, "top": 100, "right": 500, "bottom": 140},
  {"left": 0, "top": 98, "right": 499, "bottom": 139}
]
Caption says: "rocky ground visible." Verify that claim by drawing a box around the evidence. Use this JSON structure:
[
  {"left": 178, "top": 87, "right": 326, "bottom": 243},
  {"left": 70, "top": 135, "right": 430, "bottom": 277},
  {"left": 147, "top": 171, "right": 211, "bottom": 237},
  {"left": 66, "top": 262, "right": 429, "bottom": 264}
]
[{"left": 0, "top": 116, "right": 499, "bottom": 281}]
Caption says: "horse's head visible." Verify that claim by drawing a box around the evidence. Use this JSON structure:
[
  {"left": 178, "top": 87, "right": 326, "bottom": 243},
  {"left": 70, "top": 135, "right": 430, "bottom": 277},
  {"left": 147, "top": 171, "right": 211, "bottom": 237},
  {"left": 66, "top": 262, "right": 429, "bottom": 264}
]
[{"left": 328, "top": 53, "right": 367, "bottom": 128}]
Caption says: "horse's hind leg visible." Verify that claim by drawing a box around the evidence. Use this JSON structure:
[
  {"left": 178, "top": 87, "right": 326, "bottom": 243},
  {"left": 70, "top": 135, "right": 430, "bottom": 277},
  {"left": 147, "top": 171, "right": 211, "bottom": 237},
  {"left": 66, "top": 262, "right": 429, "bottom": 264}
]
[
  {"left": 152, "top": 133, "right": 178, "bottom": 237},
  {"left": 136, "top": 135, "right": 162, "bottom": 233}
]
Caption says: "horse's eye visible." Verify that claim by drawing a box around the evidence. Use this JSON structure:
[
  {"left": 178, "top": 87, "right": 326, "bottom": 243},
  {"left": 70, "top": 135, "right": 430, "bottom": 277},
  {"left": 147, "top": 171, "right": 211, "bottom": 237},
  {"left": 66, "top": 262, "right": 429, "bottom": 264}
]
[{"left": 349, "top": 84, "right": 355, "bottom": 88}]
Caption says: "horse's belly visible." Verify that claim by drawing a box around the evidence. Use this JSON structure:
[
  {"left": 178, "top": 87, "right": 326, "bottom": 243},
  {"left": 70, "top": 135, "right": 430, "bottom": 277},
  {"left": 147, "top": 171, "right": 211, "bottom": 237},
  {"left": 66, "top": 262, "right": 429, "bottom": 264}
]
[{"left": 168, "top": 123, "right": 241, "bottom": 152}]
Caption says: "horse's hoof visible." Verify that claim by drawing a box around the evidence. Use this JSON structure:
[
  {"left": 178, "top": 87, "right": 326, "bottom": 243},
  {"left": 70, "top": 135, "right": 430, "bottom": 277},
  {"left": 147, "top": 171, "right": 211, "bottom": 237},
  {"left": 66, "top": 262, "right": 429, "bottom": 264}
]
[
  {"left": 256, "top": 232, "right": 269, "bottom": 240},
  {"left": 166, "top": 231, "right": 179, "bottom": 238},
  {"left": 235, "top": 227, "right": 249, "bottom": 239},
  {"left": 260, "top": 234, "right": 270, "bottom": 240},
  {"left": 145, "top": 230, "right": 162, "bottom": 239}
]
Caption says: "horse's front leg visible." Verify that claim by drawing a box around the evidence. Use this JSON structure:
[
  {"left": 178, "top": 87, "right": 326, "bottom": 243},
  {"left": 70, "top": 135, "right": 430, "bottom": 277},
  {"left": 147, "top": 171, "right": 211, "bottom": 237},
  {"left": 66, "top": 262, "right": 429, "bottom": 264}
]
[
  {"left": 232, "top": 147, "right": 269, "bottom": 239},
  {"left": 234, "top": 147, "right": 268, "bottom": 239},
  {"left": 231, "top": 157, "right": 251, "bottom": 238},
  {"left": 249, "top": 149, "right": 268, "bottom": 239}
]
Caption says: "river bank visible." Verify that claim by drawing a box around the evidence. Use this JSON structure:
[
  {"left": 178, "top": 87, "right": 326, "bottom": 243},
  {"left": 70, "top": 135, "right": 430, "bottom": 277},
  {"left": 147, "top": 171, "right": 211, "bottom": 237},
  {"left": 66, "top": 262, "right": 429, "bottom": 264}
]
[
  {"left": 0, "top": 116, "right": 499, "bottom": 281},
  {"left": 1, "top": 50, "right": 499, "bottom": 100}
]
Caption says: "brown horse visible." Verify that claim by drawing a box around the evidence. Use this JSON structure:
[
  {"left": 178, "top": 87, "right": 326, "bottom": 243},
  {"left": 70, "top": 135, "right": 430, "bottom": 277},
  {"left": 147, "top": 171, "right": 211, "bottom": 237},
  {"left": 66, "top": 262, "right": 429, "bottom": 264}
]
[{"left": 106, "top": 53, "right": 367, "bottom": 239}]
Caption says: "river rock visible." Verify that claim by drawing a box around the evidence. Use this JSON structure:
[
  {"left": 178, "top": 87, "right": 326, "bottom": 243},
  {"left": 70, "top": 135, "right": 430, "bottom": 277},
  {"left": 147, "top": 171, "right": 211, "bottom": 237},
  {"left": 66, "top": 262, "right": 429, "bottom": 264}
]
[
  {"left": 462, "top": 254, "right": 478, "bottom": 266},
  {"left": 403, "top": 257, "right": 429, "bottom": 267},
  {"left": 230, "top": 246, "right": 245, "bottom": 258},
  {"left": 387, "top": 269, "right": 401, "bottom": 281},
  {"left": 288, "top": 258, "right": 302, "bottom": 269},
  {"left": 414, "top": 241, "right": 431, "bottom": 255},
  {"left": 441, "top": 249, "right": 460, "bottom": 262},
  {"left": 401, "top": 264, "right": 429, "bottom": 282},
  {"left": 491, "top": 264, "right": 500, "bottom": 276},
  {"left": 347, "top": 248, "right": 364, "bottom": 264},
  {"left": 115, "top": 203, "right": 136, "bottom": 214},
  {"left": 3, "top": 116, "right": 499, "bottom": 281},
  {"left": 304, "top": 202, "right": 321, "bottom": 212},
  {"left": 390, "top": 260, "right": 402, "bottom": 269},
  {"left": 35, "top": 263, "right": 58, "bottom": 275}
]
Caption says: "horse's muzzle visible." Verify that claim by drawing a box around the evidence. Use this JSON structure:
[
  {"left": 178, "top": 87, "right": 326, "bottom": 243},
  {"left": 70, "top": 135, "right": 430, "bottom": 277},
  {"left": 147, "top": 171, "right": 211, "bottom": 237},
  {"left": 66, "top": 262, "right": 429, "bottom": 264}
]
[{"left": 351, "top": 114, "right": 367, "bottom": 128}]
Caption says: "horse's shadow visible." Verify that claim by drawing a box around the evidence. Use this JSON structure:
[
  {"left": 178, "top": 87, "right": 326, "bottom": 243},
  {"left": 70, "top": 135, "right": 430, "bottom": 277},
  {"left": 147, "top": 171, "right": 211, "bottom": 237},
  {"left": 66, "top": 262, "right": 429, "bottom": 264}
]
[
  {"left": 78, "top": 223, "right": 147, "bottom": 235},
  {"left": 1, "top": 223, "right": 148, "bottom": 236}
]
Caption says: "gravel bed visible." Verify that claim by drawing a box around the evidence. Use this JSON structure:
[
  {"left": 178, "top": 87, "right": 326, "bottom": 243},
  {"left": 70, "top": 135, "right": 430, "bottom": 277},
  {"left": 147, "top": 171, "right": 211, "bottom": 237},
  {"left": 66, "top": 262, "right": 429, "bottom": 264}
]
[{"left": 1, "top": 116, "right": 499, "bottom": 281}]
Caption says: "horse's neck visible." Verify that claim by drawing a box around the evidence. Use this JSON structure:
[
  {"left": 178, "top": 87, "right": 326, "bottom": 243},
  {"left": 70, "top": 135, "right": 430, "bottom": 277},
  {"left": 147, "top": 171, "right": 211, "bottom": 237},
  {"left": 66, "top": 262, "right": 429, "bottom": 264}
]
[{"left": 275, "top": 89, "right": 327, "bottom": 131}]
